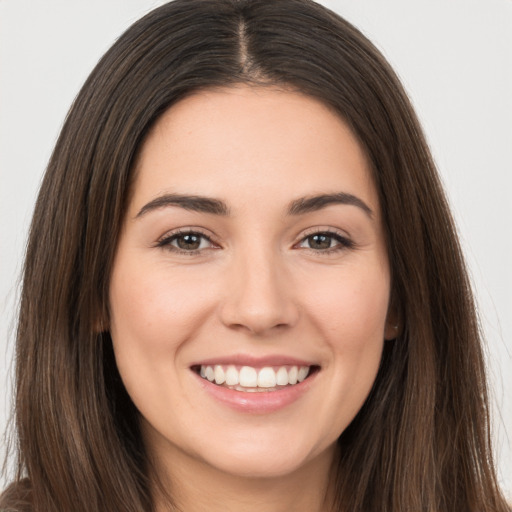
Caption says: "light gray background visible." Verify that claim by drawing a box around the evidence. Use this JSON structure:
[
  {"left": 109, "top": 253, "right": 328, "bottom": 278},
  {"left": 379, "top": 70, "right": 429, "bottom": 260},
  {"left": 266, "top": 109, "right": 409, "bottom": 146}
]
[{"left": 1, "top": 0, "right": 511, "bottom": 497}]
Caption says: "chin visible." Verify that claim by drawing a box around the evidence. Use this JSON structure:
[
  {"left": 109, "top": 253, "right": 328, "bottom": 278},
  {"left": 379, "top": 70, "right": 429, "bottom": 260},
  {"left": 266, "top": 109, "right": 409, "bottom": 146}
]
[
  {"left": 189, "top": 432, "right": 336, "bottom": 480},
  {"left": 206, "top": 451, "right": 321, "bottom": 480}
]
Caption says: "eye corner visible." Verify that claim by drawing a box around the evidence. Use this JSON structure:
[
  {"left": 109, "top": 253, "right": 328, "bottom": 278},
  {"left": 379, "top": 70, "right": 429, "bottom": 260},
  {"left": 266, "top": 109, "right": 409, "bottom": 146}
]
[
  {"left": 293, "top": 228, "right": 355, "bottom": 254},
  {"left": 155, "top": 227, "right": 221, "bottom": 255}
]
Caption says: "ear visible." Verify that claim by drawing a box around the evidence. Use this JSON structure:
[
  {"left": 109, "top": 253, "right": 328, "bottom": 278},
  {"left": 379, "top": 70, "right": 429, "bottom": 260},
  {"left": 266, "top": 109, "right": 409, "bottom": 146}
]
[
  {"left": 93, "top": 306, "right": 110, "bottom": 334},
  {"left": 94, "top": 319, "right": 108, "bottom": 334},
  {"left": 384, "top": 318, "right": 400, "bottom": 340},
  {"left": 384, "top": 290, "right": 401, "bottom": 340}
]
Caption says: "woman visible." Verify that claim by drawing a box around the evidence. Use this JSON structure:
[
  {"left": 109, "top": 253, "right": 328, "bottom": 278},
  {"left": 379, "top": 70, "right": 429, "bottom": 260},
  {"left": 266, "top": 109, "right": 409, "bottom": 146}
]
[{"left": 1, "top": 0, "right": 509, "bottom": 510}]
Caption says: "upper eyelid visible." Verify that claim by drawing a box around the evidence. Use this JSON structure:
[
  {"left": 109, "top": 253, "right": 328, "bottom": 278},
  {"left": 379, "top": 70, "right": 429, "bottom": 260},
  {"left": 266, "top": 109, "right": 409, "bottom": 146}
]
[
  {"left": 154, "top": 229, "right": 220, "bottom": 253},
  {"left": 157, "top": 227, "right": 215, "bottom": 242},
  {"left": 154, "top": 226, "right": 353, "bottom": 248},
  {"left": 294, "top": 227, "right": 355, "bottom": 251},
  {"left": 296, "top": 226, "right": 351, "bottom": 241}
]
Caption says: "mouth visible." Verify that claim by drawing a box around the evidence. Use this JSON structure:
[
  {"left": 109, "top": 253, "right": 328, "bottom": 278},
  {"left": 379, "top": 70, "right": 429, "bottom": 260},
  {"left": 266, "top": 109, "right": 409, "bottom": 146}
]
[{"left": 191, "top": 364, "right": 320, "bottom": 392}]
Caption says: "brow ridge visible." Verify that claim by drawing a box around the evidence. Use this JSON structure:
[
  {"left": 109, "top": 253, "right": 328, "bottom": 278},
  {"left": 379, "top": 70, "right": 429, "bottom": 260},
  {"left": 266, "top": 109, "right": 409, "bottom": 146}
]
[
  {"left": 136, "top": 193, "right": 230, "bottom": 218},
  {"left": 287, "top": 192, "right": 373, "bottom": 217},
  {"left": 136, "top": 191, "right": 372, "bottom": 219}
]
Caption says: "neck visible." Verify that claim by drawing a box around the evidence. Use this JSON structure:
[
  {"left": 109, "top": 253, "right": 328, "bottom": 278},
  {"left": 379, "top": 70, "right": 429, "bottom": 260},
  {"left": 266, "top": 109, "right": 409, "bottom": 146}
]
[{"left": 150, "top": 441, "right": 337, "bottom": 512}]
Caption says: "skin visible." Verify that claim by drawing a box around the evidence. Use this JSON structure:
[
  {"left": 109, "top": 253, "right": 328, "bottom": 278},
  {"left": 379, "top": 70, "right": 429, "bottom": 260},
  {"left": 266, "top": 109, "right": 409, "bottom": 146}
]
[{"left": 109, "top": 86, "right": 396, "bottom": 512}]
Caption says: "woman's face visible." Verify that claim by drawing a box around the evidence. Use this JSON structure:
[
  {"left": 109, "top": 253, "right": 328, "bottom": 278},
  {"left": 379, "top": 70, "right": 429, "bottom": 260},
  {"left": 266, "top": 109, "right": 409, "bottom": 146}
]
[{"left": 109, "top": 86, "right": 395, "bottom": 480}]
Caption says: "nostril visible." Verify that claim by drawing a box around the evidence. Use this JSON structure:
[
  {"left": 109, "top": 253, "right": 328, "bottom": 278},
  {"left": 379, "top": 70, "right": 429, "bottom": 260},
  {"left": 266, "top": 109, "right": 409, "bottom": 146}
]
[{"left": 218, "top": 271, "right": 300, "bottom": 335}]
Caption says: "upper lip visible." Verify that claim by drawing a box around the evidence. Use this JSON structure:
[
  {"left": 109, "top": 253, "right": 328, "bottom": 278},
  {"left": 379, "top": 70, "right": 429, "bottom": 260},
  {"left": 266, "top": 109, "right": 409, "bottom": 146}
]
[{"left": 190, "top": 354, "right": 318, "bottom": 368}]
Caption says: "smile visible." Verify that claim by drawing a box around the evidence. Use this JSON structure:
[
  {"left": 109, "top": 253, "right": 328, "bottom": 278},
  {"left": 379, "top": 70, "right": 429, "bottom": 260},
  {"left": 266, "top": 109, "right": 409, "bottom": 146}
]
[{"left": 194, "top": 364, "right": 316, "bottom": 392}]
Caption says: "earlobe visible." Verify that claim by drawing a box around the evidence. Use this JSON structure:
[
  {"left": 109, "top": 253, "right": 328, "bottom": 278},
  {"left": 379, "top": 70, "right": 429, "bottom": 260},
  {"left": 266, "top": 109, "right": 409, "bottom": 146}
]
[
  {"left": 94, "top": 308, "right": 110, "bottom": 334},
  {"left": 384, "top": 321, "right": 400, "bottom": 340},
  {"left": 94, "top": 319, "right": 109, "bottom": 334},
  {"left": 384, "top": 290, "right": 401, "bottom": 340}
]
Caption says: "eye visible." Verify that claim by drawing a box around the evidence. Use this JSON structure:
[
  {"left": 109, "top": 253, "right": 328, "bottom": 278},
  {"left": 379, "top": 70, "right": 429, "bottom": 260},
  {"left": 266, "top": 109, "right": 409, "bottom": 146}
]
[
  {"left": 156, "top": 230, "right": 217, "bottom": 254},
  {"left": 297, "top": 231, "right": 353, "bottom": 252}
]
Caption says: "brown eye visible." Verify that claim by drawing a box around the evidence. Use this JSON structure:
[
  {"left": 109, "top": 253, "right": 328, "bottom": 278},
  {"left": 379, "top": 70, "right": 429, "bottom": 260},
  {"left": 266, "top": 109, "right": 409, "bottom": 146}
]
[
  {"left": 307, "top": 234, "right": 333, "bottom": 250},
  {"left": 297, "top": 231, "right": 353, "bottom": 252},
  {"left": 175, "top": 233, "right": 202, "bottom": 250},
  {"left": 157, "top": 231, "right": 214, "bottom": 253}
]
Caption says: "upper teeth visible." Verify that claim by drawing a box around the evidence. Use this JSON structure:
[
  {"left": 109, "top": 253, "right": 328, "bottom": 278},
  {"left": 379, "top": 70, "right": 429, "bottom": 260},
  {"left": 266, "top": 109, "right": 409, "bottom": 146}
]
[{"left": 199, "top": 365, "right": 311, "bottom": 389}]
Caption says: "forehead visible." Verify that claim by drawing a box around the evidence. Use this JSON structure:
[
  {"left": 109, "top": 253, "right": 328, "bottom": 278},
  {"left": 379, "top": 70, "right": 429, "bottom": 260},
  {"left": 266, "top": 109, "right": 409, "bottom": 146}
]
[{"left": 131, "top": 85, "right": 379, "bottom": 216}]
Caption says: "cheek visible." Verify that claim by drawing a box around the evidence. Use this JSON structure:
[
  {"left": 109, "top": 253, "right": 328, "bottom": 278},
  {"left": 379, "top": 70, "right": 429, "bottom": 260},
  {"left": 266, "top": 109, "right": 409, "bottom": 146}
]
[
  {"left": 301, "top": 263, "right": 389, "bottom": 421},
  {"left": 108, "top": 262, "right": 219, "bottom": 418},
  {"left": 305, "top": 265, "right": 391, "bottom": 344},
  {"left": 109, "top": 263, "right": 215, "bottom": 355}
]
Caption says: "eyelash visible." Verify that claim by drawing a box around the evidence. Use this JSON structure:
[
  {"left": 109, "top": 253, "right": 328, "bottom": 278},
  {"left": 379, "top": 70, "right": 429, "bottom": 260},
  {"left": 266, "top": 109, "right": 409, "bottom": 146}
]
[
  {"left": 156, "top": 229, "right": 218, "bottom": 255},
  {"left": 296, "top": 229, "right": 354, "bottom": 255},
  {"left": 156, "top": 228, "right": 354, "bottom": 256}
]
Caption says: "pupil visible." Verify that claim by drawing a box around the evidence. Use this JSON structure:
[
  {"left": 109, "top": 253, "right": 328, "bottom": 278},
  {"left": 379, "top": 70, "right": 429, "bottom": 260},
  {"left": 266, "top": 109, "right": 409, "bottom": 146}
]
[
  {"left": 310, "top": 234, "right": 331, "bottom": 250},
  {"left": 177, "top": 234, "right": 200, "bottom": 250}
]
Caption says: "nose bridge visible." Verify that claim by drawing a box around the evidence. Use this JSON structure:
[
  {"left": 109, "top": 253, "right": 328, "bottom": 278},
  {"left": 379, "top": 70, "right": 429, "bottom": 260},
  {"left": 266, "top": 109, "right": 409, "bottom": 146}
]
[{"left": 219, "top": 239, "right": 297, "bottom": 335}]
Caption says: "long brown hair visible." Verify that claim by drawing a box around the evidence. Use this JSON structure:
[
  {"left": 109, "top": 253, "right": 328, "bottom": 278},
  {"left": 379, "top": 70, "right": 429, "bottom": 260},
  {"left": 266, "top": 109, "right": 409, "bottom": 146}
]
[{"left": 1, "top": 0, "right": 508, "bottom": 510}]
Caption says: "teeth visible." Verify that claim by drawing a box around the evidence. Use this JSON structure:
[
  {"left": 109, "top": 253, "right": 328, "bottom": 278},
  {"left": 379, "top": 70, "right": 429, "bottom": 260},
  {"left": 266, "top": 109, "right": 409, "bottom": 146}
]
[
  {"left": 198, "top": 364, "right": 311, "bottom": 390},
  {"left": 297, "top": 366, "right": 309, "bottom": 382},
  {"left": 214, "top": 365, "right": 225, "bottom": 385},
  {"left": 257, "top": 367, "right": 277, "bottom": 388},
  {"left": 276, "top": 366, "right": 289, "bottom": 386},
  {"left": 225, "top": 365, "right": 239, "bottom": 386},
  {"left": 239, "top": 366, "right": 258, "bottom": 387}
]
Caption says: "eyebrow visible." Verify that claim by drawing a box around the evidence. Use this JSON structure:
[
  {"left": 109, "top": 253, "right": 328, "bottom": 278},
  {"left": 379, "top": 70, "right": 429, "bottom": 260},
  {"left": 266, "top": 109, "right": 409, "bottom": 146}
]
[
  {"left": 135, "top": 191, "right": 373, "bottom": 219},
  {"left": 136, "top": 193, "right": 230, "bottom": 218},
  {"left": 287, "top": 192, "right": 373, "bottom": 217}
]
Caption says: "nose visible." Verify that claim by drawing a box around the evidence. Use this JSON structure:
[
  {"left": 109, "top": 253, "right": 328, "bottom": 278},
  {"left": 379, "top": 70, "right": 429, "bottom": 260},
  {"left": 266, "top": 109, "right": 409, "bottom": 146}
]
[{"left": 218, "top": 248, "right": 299, "bottom": 336}]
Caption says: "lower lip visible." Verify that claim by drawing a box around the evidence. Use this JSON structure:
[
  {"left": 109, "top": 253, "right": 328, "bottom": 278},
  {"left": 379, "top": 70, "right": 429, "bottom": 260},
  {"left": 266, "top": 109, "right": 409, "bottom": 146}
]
[{"left": 194, "top": 371, "right": 317, "bottom": 414}]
